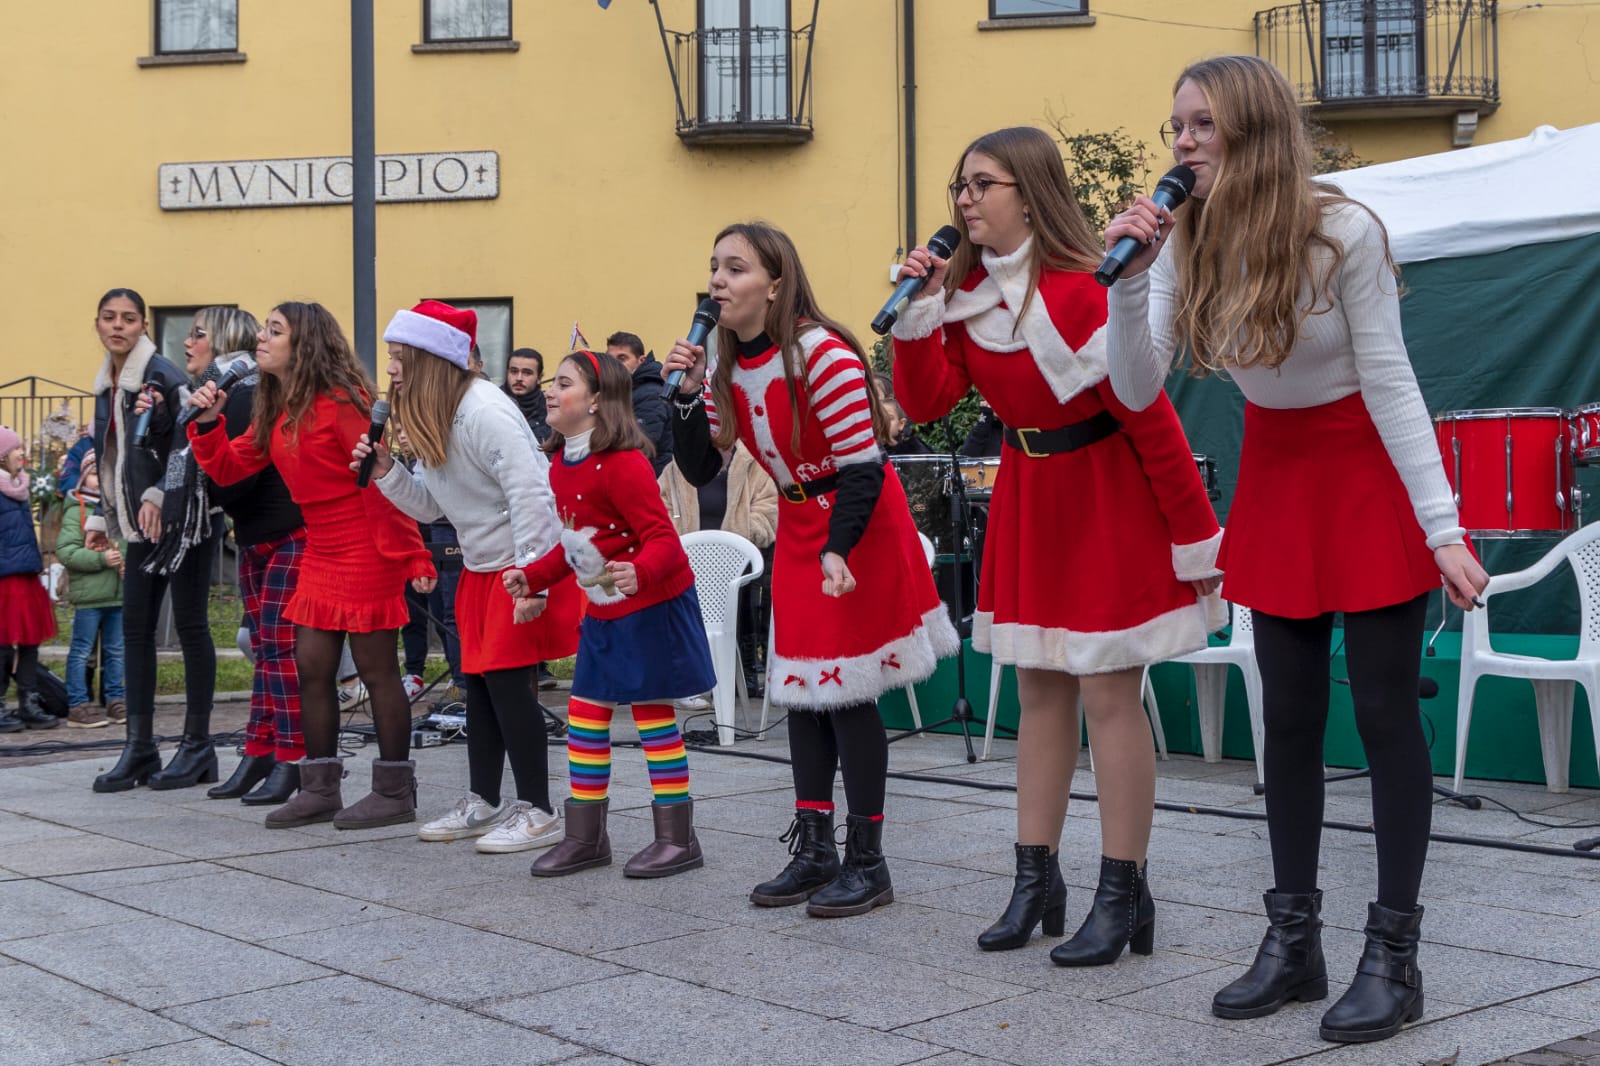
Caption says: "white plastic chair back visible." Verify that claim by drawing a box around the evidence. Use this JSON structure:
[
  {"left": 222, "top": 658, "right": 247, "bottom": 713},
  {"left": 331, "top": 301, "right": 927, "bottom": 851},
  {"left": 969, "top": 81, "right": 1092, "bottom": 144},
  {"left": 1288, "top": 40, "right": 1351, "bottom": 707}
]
[{"left": 681, "top": 530, "right": 765, "bottom": 746}]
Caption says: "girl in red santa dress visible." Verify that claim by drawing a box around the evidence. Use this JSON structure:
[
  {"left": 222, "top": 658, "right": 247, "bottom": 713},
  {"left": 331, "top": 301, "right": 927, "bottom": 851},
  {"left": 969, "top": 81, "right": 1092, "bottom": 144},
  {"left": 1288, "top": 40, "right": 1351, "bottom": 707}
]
[
  {"left": 502, "top": 349, "right": 716, "bottom": 880},
  {"left": 664, "top": 221, "right": 961, "bottom": 919},
  {"left": 187, "top": 302, "right": 434, "bottom": 831},
  {"left": 892, "top": 126, "right": 1224, "bottom": 964}
]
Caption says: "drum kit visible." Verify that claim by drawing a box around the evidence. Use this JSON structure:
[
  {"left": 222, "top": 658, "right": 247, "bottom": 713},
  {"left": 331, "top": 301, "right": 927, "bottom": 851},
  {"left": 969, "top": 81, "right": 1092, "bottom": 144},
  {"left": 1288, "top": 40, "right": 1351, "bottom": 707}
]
[{"left": 1433, "top": 406, "right": 1600, "bottom": 540}]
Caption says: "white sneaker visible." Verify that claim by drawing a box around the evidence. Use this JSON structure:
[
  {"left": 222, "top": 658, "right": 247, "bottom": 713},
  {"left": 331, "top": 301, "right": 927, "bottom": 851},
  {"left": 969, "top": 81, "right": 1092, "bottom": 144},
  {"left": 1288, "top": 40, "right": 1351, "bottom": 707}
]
[
  {"left": 418, "top": 792, "right": 510, "bottom": 842},
  {"left": 475, "top": 801, "right": 563, "bottom": 853},
  {"left": 674, "top": 694, "right": 710, "bottom": 711},
  {"left": 338, "top": 678, "right": 369, "bottom": 711},
  {"left": 402, "top": 674, "right": 424, "bottom": 702}
]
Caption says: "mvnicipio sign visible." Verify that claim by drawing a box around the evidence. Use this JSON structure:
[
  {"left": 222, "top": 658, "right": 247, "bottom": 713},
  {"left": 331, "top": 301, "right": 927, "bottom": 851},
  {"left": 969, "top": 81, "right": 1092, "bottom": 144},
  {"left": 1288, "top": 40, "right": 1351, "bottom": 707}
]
[{"left": 159, "top": 151, "right": 499, "bottom": 211}]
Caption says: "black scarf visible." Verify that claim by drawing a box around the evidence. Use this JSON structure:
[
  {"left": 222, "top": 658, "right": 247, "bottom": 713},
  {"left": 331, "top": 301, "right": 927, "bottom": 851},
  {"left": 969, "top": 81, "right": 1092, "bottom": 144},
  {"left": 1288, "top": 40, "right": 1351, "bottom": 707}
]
[{"left": 503, "top": 382, "right": 549, "bottom": 439}]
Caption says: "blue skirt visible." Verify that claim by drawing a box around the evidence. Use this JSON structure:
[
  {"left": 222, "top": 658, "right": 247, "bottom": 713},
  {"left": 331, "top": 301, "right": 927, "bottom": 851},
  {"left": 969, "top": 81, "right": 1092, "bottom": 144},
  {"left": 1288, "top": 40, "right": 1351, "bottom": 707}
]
[{"left": 571, "top": 587, "right": 717, "bottom": 703}]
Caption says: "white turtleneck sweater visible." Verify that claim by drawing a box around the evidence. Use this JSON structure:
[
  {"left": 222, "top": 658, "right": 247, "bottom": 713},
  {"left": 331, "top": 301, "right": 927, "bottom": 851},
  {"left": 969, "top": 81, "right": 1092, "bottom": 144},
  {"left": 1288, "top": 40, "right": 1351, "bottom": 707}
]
[
  {"left": 1106, "top": 200, "right": 1464, "bottom": 549},
  {"left": 562, "top": 427, "right": 594, "bottom": 463}
]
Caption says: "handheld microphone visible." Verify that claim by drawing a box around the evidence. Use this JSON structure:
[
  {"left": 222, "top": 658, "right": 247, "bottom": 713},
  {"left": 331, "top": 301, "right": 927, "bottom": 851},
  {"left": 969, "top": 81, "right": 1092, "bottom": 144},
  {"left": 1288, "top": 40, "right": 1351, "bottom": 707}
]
[
  {"left": 131, "top": 386, "right": 155, "bottom": 449},
  {"left": 872, "top": 226, "right": 962, "bottom": 335},
  {"left": 177, "top": 355, "right": 257, "bottom": 429},
  {"left": 660, "top": 298, "right": 723, "bottom": 400},
  {"left": 1094, "top": 165, "right": 1196, "bottom": 287},
  {"left": 355, "top": 399, "right": 392, "bottom": 488}
]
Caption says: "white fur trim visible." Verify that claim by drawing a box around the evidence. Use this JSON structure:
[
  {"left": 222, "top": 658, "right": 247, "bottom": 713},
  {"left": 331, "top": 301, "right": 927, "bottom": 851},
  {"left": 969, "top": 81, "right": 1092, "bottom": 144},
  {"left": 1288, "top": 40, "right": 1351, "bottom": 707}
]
[
  {"left": 890, "top": 294, "right": 946, "bottom": 342},
  {"left": 384, "top": 309, "right": 470, "bottom": 368},
  {"left": 767, "top": 605, "right": 960, "bottom": 711},
  {"left": 731, "top": 346, "right": 796, "bottom": 486},
  {"left": 974, "top": 599, "right": 1215, "bottom": 675},
  {"left": 1172, "top": 529, "right": 1224, "bottom": 582}
]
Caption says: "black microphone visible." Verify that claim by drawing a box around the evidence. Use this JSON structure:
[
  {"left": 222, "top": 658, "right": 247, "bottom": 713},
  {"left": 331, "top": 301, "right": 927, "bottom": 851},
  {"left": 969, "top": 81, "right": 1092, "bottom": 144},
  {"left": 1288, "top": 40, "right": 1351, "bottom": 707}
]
[
  {"left": 1418, "top": 677, "right": 1439, "bottom": 700},
  {"left": 872, "top": 226, "right": 962, "bottom": 335},
  {"left": 661, "top": 298, "right": 722, "bottom": 400},
  {"left": 355, "top": 399, "right": 392, "bottom": 488},
  {"left": 131, "top": 386, "right": 156, "bottom": 449},
  {"left": 176, "top": 355, "right": 257, "bottom": 429},
  {"left": 1094, "top": 165, "right": 1196, "bottom": 287}
]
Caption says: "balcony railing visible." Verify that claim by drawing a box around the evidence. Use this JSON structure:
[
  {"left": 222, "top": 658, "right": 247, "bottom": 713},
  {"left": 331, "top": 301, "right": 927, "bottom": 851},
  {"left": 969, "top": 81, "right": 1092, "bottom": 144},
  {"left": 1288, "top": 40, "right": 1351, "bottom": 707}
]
[
  {"left": 651, "top": 2, "right": 817, "bottom": 145},
  {"left": 1255, "top": 0, "right": 1498, "bottom": 118}
]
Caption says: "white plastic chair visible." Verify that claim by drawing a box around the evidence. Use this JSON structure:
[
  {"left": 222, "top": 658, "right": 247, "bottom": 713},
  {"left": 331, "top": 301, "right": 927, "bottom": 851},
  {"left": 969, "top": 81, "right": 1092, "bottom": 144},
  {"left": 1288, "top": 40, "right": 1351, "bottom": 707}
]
[
  {"left": 980, "top": 660, "right": 1167, "bottom": 762},
  {"left": 1160, "top": 601, "right": 1266, "bottom": 784},
  {"left": 1455, "top": 521, "right": 1600, "bottom": 794},
  {"left": 680, "top": 530, "right": 765, "bottom": 746}
]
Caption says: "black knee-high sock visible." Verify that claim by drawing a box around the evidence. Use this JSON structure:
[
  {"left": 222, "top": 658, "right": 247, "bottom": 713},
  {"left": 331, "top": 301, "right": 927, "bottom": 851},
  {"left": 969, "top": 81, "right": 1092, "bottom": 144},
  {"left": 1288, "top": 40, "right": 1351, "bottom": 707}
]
[
  {"left": 13, "top": 645, "right": 39, "bottom": 693},
  {"left": 482, "top": 667, "right": 551, "bottom": 813},
  {"left": 1252, "top": 609, "right": 1335, "bottom": 895},
  {"left": 463, "top": 673, "right": 506, "bottom": 806},
  {"left": 831, "top": 701, "right": 888, "bottom": 818},
  {"left": 787, "top": 710, "right": 839, "bottom": 804},
  {"left": 1344, "top": 594, "right": 1433, "bottom": 913}
]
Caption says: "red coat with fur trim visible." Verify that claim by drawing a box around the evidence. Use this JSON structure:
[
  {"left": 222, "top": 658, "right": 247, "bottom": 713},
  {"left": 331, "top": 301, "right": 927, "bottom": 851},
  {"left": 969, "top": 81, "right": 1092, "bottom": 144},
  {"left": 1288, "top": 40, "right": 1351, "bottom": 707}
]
[{"left": 892, "top": 247, "right": 1223, "bottom": 675}]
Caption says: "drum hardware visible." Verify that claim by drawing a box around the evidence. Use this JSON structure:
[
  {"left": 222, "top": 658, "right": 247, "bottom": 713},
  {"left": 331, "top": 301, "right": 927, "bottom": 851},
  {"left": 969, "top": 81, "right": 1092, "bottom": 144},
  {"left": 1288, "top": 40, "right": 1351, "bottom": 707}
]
[{"left": 1433, "top": 407, "right": 1576, "bottom": 539}]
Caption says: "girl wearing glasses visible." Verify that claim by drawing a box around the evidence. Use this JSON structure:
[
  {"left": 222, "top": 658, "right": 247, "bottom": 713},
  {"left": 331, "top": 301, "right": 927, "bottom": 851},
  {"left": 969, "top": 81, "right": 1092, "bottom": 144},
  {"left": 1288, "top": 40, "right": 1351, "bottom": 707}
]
[
  {"left": 892, "top": 127, "right": 1223, "bottom": 964},
  {"left": 1104, "top": 56, "right": 1486, "bottom": 1044},
  {"left": 665, "top": 221, "right": 959, "bottom": 918}
]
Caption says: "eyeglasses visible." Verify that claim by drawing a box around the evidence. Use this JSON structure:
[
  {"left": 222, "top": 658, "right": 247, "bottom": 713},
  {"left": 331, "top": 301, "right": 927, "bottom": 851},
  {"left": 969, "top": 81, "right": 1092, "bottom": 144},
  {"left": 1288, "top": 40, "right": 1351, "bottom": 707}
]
[
  {"left": 1159, "top": 118, "right": 1216, "bottom": 148},
  {"left": 948, "top": 178, "right": 1018, "bottom": 203},
  {"left": 187, "top": 326, "right": 208, "bottom": 340}
]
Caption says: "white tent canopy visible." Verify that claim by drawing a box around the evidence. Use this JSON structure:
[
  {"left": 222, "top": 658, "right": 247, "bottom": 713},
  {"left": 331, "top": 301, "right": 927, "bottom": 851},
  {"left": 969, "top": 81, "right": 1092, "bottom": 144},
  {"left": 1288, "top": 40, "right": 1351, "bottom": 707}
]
[{"left": 1319, "top": 122, "right": 1600, "bottom": 265}]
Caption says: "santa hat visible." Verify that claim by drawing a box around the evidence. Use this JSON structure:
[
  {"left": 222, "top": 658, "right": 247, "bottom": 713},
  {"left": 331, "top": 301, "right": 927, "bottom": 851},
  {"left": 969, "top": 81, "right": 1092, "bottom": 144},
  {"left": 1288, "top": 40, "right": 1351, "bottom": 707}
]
[
  {"left": 0, "top": 426, "right": 19, "bottom": 458},
  {"left": 383, "top": 300, "right": 478, "bottom": 369}
]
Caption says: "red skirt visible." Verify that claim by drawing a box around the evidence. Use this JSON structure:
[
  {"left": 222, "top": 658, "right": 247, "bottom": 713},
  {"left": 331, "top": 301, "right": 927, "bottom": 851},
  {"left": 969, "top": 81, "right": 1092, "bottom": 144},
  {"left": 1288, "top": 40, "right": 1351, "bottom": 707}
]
[
  {"left": 1217, "top": 394, "right": 1441, "bottom": 619},
  {"left": 0, "top": 573, "right": 56, "bottom": 645},
  {"left": 454, "top": 568, "right": 582, "bottom": 674},
  {"left": 286, "top": 495, "right": 413, "bottom": 632}
]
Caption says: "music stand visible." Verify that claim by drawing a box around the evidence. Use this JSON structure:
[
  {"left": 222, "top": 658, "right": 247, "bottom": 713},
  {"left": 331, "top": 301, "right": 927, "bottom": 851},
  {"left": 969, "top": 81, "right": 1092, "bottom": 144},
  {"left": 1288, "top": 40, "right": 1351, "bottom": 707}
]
[{"left": 888, "top": 416, "right": 1018, "bottom": 763}]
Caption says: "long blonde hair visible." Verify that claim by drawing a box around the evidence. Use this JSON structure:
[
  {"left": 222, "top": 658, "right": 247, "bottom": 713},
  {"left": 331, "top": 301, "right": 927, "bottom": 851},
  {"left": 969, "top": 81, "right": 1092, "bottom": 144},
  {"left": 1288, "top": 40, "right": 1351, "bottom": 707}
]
[
  {"left": 707, "top": 221, "right": 889, "bottom": 453},
  {"left": 1168, "top": 55, "right": 1389, "bottom": 374},
  {"left": 251, "top": 302, "right": 373, "bottom": 453},
  {"left": 941, "top": 127, "right": 1103, "bottom": 322},
  {"left": 391, "top": 345, "right": 475, "bottom": 468}
]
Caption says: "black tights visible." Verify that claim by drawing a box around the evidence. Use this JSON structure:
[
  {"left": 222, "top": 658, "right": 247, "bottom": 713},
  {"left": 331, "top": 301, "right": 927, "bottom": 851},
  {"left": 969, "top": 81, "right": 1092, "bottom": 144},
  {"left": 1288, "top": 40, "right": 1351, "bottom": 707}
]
[
  {"left": 296, "top": 626, "right": 410, "bottom": 761},
  {"left": 0, "top": 645, "right": 38, "bottom": 696},
  {"left": 1253, "top": 593, "right": 1433, "bottom": 912},
  {"left": 788, "top": 701, "right": 888, "bottom": 817},
  {"left": 464, "top": 667, "right": 550, "bottom": 812}
]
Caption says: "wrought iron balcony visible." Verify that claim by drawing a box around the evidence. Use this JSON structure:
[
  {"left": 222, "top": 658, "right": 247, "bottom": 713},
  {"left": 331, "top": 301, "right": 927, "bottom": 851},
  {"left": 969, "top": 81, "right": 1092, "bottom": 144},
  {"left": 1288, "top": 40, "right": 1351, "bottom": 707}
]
[
  {"left": 650, "top": 2, "right": 817, "bottom": 145},
  {"left": 1255, "top": 0, "right": 1499, "bottom": 119}
]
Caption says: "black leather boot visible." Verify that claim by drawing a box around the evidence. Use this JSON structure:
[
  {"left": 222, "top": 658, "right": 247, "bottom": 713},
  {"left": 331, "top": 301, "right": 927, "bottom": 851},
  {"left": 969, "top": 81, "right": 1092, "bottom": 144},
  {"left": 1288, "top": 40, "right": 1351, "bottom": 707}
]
[
  {"left": 241, "top": 761, "right": 301, "bottom": 806},
  {"left": 1319, "top": 902, "right": 1425, "bottom": 1043},
  {"left": 1050, "top": 856, "right": 1154, "bottom": 966},
  {"left": 979, "top": 843, "right": 1068, "bottom": 951},
  {"left": 16, "top": 692, "right": 60, "bottom": 730},
  {"left": 148, "top": 715, "right": 219, "bottom": 791},
  {"left": 208, "top": 754, "right": 275, "bottom": 799},
  {"left": 93, "top": 713, "right": 162, "bottom": 793},
  {"left": 1213, "top": 890, "right": 1328, "bottom": 1018},
  {"left": 750, "top": 809, "right": 840, "bottom": 907},
  {"left": 806, "top": 814, "right": 893, "bottom": 918}
]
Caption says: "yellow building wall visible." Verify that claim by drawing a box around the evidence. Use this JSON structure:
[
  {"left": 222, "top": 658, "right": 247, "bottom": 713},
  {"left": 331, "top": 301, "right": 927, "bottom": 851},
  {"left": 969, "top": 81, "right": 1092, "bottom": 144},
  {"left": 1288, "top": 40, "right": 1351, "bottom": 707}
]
[{"left": 2, "top": 0, "right": 1595, "bottom": 403}]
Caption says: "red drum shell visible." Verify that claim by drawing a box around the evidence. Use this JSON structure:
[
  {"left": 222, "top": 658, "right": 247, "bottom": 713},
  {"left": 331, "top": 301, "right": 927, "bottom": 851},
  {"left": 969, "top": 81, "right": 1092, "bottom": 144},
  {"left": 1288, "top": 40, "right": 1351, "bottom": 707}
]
[{"left": 1434, "top": 407, "right": 1576, "bottom": 539}]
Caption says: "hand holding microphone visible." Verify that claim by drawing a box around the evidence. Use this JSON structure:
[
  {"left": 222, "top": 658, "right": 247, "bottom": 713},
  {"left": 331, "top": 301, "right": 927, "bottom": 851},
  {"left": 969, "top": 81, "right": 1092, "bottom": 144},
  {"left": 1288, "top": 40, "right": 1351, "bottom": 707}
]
[
  {"left": 354, "top": 400, "right": 392, "bottom": 488},
  {"left": 872, "top": 225, "right": 962, "bottom": 335},
  {"left": 177, "top": 355, "right": 256, "bottom": 428},
  {"left": 185, "top": 381, "right": 227, "bottom": 426},
  {"left": 661, "top": 298, "right": 722, "bottom": 400},
  {"left": 131, "top": 386, "right": 158, "bottom": 448},
  {"left": 1096, "top": 165, "right": 1196, "bottom": 286}
]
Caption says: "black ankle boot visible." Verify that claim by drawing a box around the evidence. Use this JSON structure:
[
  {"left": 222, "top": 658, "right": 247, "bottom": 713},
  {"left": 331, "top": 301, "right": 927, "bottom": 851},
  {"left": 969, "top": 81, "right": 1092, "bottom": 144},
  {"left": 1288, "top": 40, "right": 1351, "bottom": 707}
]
[
  {"left": 979, "top": 844, "right": 1067, "bottom": 951},
  {"left": 1213, "top": 890, "right": 1328, "bottom": 1018},
  {"left": 750, "top": 809, "right": 839, "bottom": 906},
  {"left": 148, "top": 724, "right": 218, "bottom": 791},
  {"left": 93, "top": 714, "right": 161, "bottom": 793},
  {"left": 806, "top": 814, "right": 893, "bottom": 918},
  {"left": 1050, "top": 856, "right": 1154, "bottom": 966},
  {"left": 17, "top": 692, "right": 60, "bottom": 730},
  {"left": 208, "top": 754, "right": 276, "bottom": 799},
  {"left": 241, "top": 761, "right": 301, "bottom": 806},
  {"left": 1319, "top": 902, "right": 1425, "bottom": 1043}
]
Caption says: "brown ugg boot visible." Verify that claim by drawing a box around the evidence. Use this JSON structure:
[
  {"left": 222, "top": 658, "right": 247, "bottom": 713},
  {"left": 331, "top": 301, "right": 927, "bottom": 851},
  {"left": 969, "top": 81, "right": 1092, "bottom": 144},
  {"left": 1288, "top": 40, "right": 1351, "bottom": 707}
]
[
  {"left": 333, "top": 759, "right": 418, "bottom": 830},
  {"left": 264, "top": 759, "right": 345, "bottom": 829},
  {"left": 530, "top": 799, "right": 611, "bottom": 877},
  {"left": 623, "top": 799, "right": 704, "bottom": 878}
]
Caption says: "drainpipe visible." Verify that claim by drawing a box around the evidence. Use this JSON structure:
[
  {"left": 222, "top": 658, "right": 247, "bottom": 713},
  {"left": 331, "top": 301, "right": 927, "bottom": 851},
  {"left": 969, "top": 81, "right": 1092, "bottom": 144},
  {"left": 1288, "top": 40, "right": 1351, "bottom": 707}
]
[{"left": 902, "top": 0, "right": 917, "bottom": 252}]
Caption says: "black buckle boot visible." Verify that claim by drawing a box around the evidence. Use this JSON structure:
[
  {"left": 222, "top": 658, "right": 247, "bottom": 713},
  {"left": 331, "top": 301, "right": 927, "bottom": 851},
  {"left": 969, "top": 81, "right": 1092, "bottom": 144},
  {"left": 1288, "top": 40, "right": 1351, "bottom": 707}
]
[
  {"left": 750, "top": 809, "right": 839, "bottom": 906},
  {"left": 16, "top": 692, "right": 60, "bottom": 730},
  {"left": 806, "top": 814, "right": 893, "bottom": 918},
  {"left": 1050, "top": 856, "right": 1155, "bottom": 966},
  {"left": 1213, "top": 889, "right": 1329, "bottom": 1018},
  {"left": 1320, "top": 902, "right": 1425, "bottom": 1043},
  {"left": 208, "top": 754, "right": 276, "bottom": 799},
  {"left": 978, "top": 843, "right": 1067, "bottom": 951},
  {"left": 93, "top": 713, "right": 162, "bottom": 793},
  {"left": 241, "top": 761, "right": 301, "bottom": 806},
  {"left": 148, "top": 732, "right": 219, "bottom": 791}
]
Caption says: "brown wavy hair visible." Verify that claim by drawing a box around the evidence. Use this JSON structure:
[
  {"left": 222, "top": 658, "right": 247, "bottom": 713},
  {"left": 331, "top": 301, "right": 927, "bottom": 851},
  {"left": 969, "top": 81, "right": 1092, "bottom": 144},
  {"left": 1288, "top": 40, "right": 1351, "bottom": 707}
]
[
  {"left": 390, "top": 345, "right": 475, "bottom": 468},
  {"left": 250, "top": 302, "right": 374, "bottom": 454},
  {"left": 540, "top": 350, "right": 652, "bottom": 457},
  {"left": 708, "top": 221, "right": 889, "bottom": 453},
  {"left": 940, "top": 127, "right": 1103, "bottom": 324},
  {"left": 1167, "top": 55, "right": 1391, "bottom": 374}
]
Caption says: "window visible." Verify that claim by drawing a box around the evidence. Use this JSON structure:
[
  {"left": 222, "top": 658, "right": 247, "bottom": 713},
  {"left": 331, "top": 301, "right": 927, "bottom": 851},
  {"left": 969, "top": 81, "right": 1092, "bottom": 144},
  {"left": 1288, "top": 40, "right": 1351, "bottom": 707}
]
[
  {"left": 699, "top": 0, "right": 790, "bottom": 125},
  {"left": 989, "top": 0, "right": 1088, "bottom": 17},
  {"left": 425, "top": 0, "right": 512, "bottom": 43},
  {"left": 155, "top": 0, "right": 239, "bottom": 54},
  {"left": 1321, "top": 0, "right": 1424, "bottom": 99},
  {"left": 429, "top": 298, "right": 513, "bottom": 380},
  {"left": 151, "top": 305, "right": 230, "bottom": 362}
]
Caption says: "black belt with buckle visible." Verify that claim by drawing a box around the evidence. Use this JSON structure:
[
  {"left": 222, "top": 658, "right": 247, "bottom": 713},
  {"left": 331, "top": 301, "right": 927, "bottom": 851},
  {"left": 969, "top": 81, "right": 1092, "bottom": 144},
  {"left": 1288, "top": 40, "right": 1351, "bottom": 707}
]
[
  {"left": 1003, "top": 410, "right": 1121, "bottom": 457},
  {"left": 779, "top": 471, "right": 842, "bottom": 503}
]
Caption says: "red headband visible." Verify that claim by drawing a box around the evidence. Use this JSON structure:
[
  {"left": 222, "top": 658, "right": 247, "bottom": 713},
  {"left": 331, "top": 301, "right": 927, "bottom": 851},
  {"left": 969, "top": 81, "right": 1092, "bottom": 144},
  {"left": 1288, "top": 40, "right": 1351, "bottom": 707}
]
[{"left": 577, "top": 350, "right": 603, "bottom": 381}]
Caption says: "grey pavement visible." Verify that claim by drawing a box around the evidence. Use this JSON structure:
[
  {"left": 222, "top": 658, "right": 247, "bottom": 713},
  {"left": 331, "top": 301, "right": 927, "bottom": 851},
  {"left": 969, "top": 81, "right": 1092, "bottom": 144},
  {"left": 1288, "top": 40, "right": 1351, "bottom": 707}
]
[{"left": 2, "top": 706, "right": 1599, "bottom": 1066}]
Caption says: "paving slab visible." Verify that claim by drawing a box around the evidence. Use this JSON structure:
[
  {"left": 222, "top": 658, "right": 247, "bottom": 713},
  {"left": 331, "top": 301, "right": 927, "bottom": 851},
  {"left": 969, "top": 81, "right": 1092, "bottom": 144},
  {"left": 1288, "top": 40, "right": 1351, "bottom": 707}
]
[
  {"left": 0, "top": 962, "right": 196, "bottom": 1066},
  {"left": 0, "top": 879, "right": 149, "bottom": 942},
  {"left": 1288, "top": 1005, "right": 1595, "bottom": 1065},
  {"left": 66, "top": 1037, "right": 284, "bottom": 1065}
]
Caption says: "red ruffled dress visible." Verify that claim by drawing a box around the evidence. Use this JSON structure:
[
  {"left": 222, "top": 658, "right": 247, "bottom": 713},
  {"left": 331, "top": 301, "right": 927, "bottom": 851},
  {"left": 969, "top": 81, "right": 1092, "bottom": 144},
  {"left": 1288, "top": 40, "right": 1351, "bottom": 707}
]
[
  {"left": 0, "top": 483, "right": 55, "bottom": 645},
  {"left": 893, "top": 252, "right": 1223, "bottom": 674},
  {"left": 190, "top": 393, "right": 432, "bottom": 632}
]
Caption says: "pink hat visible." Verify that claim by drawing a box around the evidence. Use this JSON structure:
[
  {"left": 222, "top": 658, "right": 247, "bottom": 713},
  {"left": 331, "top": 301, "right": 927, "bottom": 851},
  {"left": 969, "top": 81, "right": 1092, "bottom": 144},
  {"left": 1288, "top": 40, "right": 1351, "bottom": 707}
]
[
  {"left": 80, "top": 450, "right": 98, "bottom": 477},
  {"left": 382, "top": 300, "right": 479, "bottom": 369},
  {"left": 0, "top": 426, "right": 20, "bottom": 457}
]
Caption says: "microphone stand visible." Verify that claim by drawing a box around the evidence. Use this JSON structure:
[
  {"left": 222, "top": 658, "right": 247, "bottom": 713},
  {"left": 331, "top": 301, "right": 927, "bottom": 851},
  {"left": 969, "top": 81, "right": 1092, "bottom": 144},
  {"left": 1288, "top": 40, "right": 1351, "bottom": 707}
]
[{"left": 888, "top": 415, "right": 1017, "bottom": 763}]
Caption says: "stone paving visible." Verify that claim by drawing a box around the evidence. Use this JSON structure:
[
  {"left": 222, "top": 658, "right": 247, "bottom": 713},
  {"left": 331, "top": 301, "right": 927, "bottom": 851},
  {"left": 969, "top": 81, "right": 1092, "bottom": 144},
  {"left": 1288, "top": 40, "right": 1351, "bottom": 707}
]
[{"left": 2, "top": 699, "right": 1598, "bottom": 1066}]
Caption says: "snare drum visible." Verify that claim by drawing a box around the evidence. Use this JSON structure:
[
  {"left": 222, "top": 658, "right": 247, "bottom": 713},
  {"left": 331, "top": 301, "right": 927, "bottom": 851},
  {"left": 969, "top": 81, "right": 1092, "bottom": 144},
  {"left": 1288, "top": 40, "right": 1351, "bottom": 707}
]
[
  {"left": 958, "top": 457, "right": 1002, "bottom": 500},
  {"left": 1571, "top": 403, "right": 1600, "bottom": 464},
  {"left": 889, "top": 455, "right": 958, "bottom": 552},
  {"left": 1434, "top": 408, "right": 1577, "bottom": 538}
]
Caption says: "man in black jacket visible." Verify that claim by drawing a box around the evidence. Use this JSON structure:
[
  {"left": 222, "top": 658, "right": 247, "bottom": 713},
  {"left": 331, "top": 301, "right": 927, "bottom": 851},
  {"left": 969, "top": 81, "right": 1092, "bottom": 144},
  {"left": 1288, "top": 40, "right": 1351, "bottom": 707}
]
[
  {"left": 501, "top": 347, "right": 551, "bottom": 443},
  {"left": 606, "top": 331, "right": 673, "bottom": 475}
]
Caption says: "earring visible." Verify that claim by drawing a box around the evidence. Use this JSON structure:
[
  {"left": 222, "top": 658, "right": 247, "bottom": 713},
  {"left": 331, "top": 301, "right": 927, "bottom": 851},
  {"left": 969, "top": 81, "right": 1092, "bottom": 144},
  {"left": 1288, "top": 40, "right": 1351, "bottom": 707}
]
[
  {"left": 1023, "top": 208, "right": 1032, "bottom": 225},
  {"left": 588, "top": 407, "right": 596, "bottom": 414}
]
